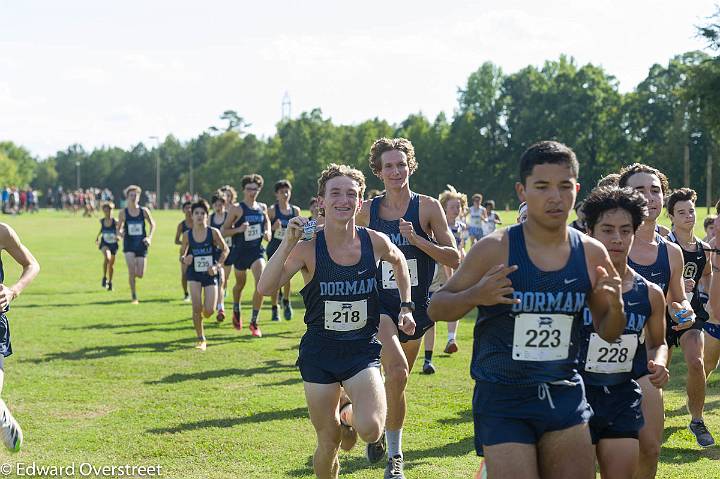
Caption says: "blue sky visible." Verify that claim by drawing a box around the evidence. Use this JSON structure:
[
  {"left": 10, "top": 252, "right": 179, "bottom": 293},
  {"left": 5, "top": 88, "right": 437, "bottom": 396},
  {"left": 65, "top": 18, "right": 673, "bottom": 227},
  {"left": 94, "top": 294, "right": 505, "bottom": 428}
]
[{"left": 0, "top": 0, "right": 715, "bottom": 157}]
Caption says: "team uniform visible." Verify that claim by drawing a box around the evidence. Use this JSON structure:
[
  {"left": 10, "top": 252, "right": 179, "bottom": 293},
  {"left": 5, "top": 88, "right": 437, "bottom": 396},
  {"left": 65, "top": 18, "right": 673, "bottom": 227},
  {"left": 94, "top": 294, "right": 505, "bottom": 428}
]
[
  {"left": 368, "top": 192, "right": 435, "bottom": 342},
  {"left": 186, "top": 227, "right": 219, "bottom": 287},
  {"left": 467, "top": 206, "right": 485, "bottom": 241},
  {"left": 0, "top": 257, "right": 12, "bottom": 368},
  {"left": 232, "top": 202, "right": 266, "bottom": 270},
  {"left": 267, "top": 204, "right": 296, "bottom": 259},
  {"left": 665, "top": 232, "right": 707, "bottom": 346},
  {"left": 123, "top": 208, "right": 148, "bottom": 257},
  {"left": 98, "top": 218, "right": 118, "bottom": 255},
  {"left": 471, "top": 225, "right": 592, "bottom": 455},
  {"left": 297, "top": 228, "right": 382, "bottom": 384},
  {"left": 579, "top": 272, "right": 649, "bottom": 444},
  {"left": 628, "top": 234, "right": 670, "bottom": 378}
]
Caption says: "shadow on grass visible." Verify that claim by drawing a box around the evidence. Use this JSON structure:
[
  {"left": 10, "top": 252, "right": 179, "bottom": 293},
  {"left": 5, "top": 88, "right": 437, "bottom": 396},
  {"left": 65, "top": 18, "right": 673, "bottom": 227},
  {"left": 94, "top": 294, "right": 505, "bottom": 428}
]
[
  {"left": 63, "top": 317, "right": 189, "bottom": 331},
  {"left": 146, "top": 359, "right": 297, "bottom": 384},
  {"left": 22, "top": 335, "right": 245, "bottom": 363},
  {"left": 18, "top": 298, "right": 170, "bottom": 308},
  {"left": 436, "top": 408, "right": 473, "bottom": 426},
  {"left": 661, "top": 444, "right": 720, "bottom": 463},
  {"left": 286, "top": 435, "right": 474, "bottom": 477},
  {"left": 665, "top": 399, "right": 720, "bottom": 418},
  {"left": 147, "top": 406, "right": 308, "bottom": 434}
]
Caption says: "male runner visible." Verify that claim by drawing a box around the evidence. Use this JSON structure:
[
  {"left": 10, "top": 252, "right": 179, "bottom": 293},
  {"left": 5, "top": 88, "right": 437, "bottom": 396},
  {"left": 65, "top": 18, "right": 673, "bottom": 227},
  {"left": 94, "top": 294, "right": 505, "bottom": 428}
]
[
  {"left": 95, "top": 202, "right": 118, "bottom": 291},
  {"left": 117, "top": 185, "right": 156, "bottom": 304},
  {"left": 175, "top": 201, "right": 193, "bottom": 301},
  {"left": 428, "top": 140, "right": 626, "bottom": 479},
  {"left": 258, "top": 163, "right": 415, "bottom": 479},
  {"left": 356, "top": 137, "right": 460, "bottom": 478}
]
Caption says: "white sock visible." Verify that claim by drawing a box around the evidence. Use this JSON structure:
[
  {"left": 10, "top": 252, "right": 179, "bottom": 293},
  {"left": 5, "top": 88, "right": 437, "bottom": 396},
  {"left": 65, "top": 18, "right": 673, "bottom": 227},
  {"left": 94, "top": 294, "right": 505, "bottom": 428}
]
[
  {"left": 387, "top": 429, "right": 402, "bottom": 457},
  {"left": 448, "top": 332, "right": 456, "bottom": 341},
  {"left": 217, "top": 303, "right": 224, "bottom": 311}
]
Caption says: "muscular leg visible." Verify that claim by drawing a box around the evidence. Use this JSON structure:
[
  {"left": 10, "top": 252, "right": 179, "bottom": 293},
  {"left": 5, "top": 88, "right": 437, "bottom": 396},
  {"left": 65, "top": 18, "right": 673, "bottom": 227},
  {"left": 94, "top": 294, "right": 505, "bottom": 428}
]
[
  {"left": 102, "top": 248, "right": 110, "bottom": 278},
  {"left": 107, "top": 254, "right": 115, "bottom": 282},
  {"left": 124, "top": 253, "right": 137, "bottom": 298},
  {"left": 233, "top": 269, "right": 247, "bottom": 306},
  {"left": 342, "top": 367, "right": 386, "bottom": 444},
  {"left": 423, "top": 325, "right": 435, "bottom": 357},
  {"left": 401, "top": 338, "right": 422, "bottom": 374},
  {"left": 189, "top": 282, "right": 204, "bottom": 340},
  {"left": 203, "top": 284, "right": 218, "bottom": 318},
  {"left": 596, "top": 438, "right": 638, "bottom": 479},
  {"left": 135, "top": 257, "right": 146, "bottom": 278},
  {"left": 181, "top": 263, "right": 188, "bottom": 296},
  {"left": 378, "top": 315, "right": 409, "bottom": 432},
  {"left": 304, "top": 382, "right": 342, "bottom": 479},
  {"left": 704, "top": 329, "right": 720, "bottom": 380},
  {"left": 635, "top": 375, "right": 663, "bottom": 479},
  {"left": 250, "top": 258, "right": 266, "bottom": 311},
  {"left": 483, "top": 442, "right": 539, "bottom": 479},
  {"left": 680, "top": 330, "right": 706, "bottom": 420},
  {"left": 537, "top": 423, "right": 594, "bottom": 479}
]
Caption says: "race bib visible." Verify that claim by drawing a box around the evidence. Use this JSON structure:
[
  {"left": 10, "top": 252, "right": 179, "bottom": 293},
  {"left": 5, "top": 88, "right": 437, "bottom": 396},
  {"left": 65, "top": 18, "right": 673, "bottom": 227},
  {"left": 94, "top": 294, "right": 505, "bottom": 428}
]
[
  {"left": 512, "top": 313, "right": 573, "bottom": 361},
  {"left": 273, "top": 227, "right": 286, "bottom": 240},
  {"left": 381, "top": 259, "right": 419, "bottom": 289},
  {"left": 244, "top": 223, "right": 262, "bottom": 241},
  {"left": 324, "top": 300, "right": 368, "bottom": 332},
  {"left": 193, "top": 255, "right": 213, "bottom": 273},
  {"left": 584, "top": 333, "right": 638, "bottom": 374},
  {"left": 102, "top": 232, "right": 117, "bottom": 243},
  {"left": 128, "top": 223, "right": 143, "bottom": 236},
  {"left": 469, "top": 213, "right": 483, "bottom": 228}
]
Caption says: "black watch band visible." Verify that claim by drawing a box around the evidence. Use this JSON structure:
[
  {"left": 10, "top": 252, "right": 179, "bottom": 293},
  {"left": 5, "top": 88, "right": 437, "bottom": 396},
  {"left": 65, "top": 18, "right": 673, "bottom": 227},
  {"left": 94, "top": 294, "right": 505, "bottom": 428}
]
[{"left": 400, "top": 301, "right": 415, "bottom": 312}]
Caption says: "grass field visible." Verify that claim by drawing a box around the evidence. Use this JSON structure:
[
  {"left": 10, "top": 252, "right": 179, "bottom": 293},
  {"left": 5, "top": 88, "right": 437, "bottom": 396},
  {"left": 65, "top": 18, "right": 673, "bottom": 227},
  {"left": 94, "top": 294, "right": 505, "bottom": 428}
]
[{"left": 0, "top": 208, "right": 718, "bottom": 479}]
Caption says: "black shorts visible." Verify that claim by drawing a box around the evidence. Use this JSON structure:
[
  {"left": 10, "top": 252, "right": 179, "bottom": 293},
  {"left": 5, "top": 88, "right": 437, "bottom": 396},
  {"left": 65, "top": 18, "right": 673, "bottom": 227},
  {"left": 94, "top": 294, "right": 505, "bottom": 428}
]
[
  {"left": 99, "top": 242, "right": 118, "bottom": 255},
  {"left": 585, "top": 381, "right": 643, "bottom": 444},
  {"left": 666, "top": 315, "right": 704, "bottom": 348},
  {"left": 379, "top": 302, "right": 433, "bottom": 342},
  {"left": 123, "top": 240, "right": 148, "bottom": 257},
  {"left": 297, "top": 334, "right": 381, "bottom": 384},
  {"left": 233, "top": 250, "right": 264, "bottom": 271},
  {"left": 186, "top": 271, "right": 219, "bottom": 287},
  {"left": 224, "top": 246, "right": 238, "bottom": 267},
  {"left": 0, "top": 314, "right": 12, "bottom": 363}
]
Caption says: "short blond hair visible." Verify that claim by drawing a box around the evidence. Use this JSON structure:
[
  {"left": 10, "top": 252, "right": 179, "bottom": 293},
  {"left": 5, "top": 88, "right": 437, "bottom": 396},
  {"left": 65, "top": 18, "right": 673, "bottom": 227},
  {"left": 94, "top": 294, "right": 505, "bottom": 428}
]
[
  {"left": 317, "top": 164, "right": 366, "bottom": 199},
  {"left": 438, "top": 185, "right": 467, "bottom": 216},
  {"left": 124, "top": 185, "right": 142, "bottom": 197},
  {"left": 368, "top": 137, "right": 418, "bottom": 177}
]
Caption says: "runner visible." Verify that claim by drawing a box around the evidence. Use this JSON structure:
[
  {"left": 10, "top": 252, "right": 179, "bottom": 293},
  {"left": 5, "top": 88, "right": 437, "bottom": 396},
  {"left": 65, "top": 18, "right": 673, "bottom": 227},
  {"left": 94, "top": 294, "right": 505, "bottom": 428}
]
[
  {"left": 222, "top": 174, "right": 271, "bottom": 337},
  {"left": 597, "top": 173, "right": 620, "bottom": 188},
  {"left": 665, "top": 188, "right": 714, "bottom": 447},
  {"left": 219, "top": 186, "right": 240, "bottom": 316},
  {"left": 467, "top": 194, "right": 487, "bottom": 246},
  {"left": 357, "top": 137, "right": 460, "bottom": 478},
  {"left": 95, "top": 202, "right": 118, "bottom": 291},
  {"left": 0, "top": 222, "right": 40, "bottom": 451},
  {"left": 257, "top": 163, "right": 416, "bottom": 479},
  {"left": 210, "top": 193, "right": 230, "bottom": 322},
  {"left": 482, "top": 200, "right": 501, "bottom": 236},
  {"left": 702, "top": 215, "right": 716, "bottom": 243},
  {"left": 117, "top": 185, "right": 156, "bottom": 304},
  {"left": 267, "top": 180, "right": 301, "bottom": 322},
  {"left": 181, "top": 199, "right": 229, "bottom": 351},
  {"left": 569, "top": 201, "right": 587, "bottom": 233},
  {"left": 175, "top": 201, "right": 193, "bottom": 302},
  {"left": 579, "top": 186, "right": 669, "bottom": 478},
  {"left": 428, "top": 140, "right": 626, "bottom": 479},
  {"left": 618, "top": 163, "right": 695, "bottom": 478}
]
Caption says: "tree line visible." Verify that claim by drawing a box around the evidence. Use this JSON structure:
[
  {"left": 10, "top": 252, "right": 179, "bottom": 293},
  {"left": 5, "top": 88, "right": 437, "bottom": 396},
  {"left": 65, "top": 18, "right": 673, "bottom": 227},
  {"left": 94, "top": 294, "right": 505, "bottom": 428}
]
[{"left": 3, "top": 11, "right": 720, "bottom": 208}]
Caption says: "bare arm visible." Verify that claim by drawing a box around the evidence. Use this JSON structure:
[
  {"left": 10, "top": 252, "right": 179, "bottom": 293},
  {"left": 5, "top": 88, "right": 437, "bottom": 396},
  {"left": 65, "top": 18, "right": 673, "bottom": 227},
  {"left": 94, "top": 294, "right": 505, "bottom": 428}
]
[
  {"left": 211, "top": 228, "right": 230, "bottom": 266},
  {"left": 263, "top": 206, "right": 272, "bottom": 242},
  {"left": 585, "top": 239, "right": 625, "bottom": 342},
  {"left": 0, "top": 223, "right": 40, "bottom": 310},
  {"left": 174, "top": 223, "right": 183, "bottom": 245},
  {"left": 645, "top": 282, "right": 669, "bottom": 388},
  {"left": 143, "top": 208, "right": 157, "bottom": 244},
  {"left": 221, "top": 206, "right": 246, "bottom": 237},
  {"left": 355, "top": 200, "right": 371, "bottom": 227},
  {"left": 116, "top": 209, "right": 125, "bottom": 239},
  {"left": 403, "top": 198, "right": 459, "bottom": 268},
  {"left": 257, "top": 216, "right": 309, "bottom": 295},
  {"left": 666, "top": 243, "right": 694, "bottom": 329}
]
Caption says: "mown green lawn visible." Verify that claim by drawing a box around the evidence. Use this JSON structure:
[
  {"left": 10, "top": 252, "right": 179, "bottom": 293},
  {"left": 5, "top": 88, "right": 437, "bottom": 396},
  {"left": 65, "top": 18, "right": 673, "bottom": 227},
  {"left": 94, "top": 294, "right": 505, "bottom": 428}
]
[{"left": 0, "top": 208, "right": 717, "bottom": 479}]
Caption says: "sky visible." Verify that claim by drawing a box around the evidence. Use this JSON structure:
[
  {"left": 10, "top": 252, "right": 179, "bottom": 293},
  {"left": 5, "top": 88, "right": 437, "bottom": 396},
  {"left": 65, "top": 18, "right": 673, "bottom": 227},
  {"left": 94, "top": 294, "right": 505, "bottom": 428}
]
[{"left": 0, "top": 0, "right": 716, "bottom": 158}]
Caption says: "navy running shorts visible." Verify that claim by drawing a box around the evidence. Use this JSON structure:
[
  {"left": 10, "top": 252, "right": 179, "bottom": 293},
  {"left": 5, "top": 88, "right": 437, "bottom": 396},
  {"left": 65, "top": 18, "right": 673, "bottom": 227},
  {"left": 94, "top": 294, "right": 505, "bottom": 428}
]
[
  {"left": 186, "top": 270, "right": 219, "bottom": 287},
  {"left": 99, "top": 242, "right": 119, "bottom": 255},
  {"left": 0, "top": 314, "right": 12, "bottom": 362},
  {"left": 380, "top": 302, "right": 433, "bottom": 343},
  {"left": 704, "top": 322, "right": 720, "bottom": 340},
  {"left": 472, "top": 377, "right": 592, "bottom": 455},
  {"left": 666, "top": 315, "right": 704, "bottom": 348},
  {"left": 233, "top": 250, "right": 265, "bottom": 271},
  {"left": 123, "top": 240, "right": 148, "bottom": 257},
  {"left": 297, "top": 334, "right": 382, "bottom": 384},
  {"left": 585, "top": 381, "right": 643, "bottom": 444}
]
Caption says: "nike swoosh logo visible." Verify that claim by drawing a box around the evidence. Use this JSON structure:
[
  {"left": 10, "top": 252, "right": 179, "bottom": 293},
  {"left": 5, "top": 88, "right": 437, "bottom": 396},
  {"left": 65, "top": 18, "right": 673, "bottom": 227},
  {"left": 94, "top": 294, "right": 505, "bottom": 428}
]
[
  {"left": 358, "top": 270, "right": 368, "bottom": 275},
  {"left": 651, "top": 272, "right": 661, "bottom": 277},
  {"left": 627, "top": 302, "right": 640, "bottom": 307},
  {"left": 564, "top": 278, "right": 577, "bottom": 284}
]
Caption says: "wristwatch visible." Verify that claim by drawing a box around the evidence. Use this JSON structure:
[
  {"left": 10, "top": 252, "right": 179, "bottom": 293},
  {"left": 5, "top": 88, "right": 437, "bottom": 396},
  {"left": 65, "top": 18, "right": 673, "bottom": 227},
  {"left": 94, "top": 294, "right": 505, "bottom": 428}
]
[{"left": 400, "top": 301, "right": 415, "bottom": 312}]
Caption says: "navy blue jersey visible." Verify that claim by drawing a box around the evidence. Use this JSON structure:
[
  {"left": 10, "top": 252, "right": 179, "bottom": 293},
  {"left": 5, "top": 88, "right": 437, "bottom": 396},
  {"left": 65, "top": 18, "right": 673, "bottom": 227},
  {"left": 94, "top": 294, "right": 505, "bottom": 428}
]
[
  {"left": 99, "top": 218, "right": 118, "bottom": 245},
  {"left": 368, "top": 192, "right": 435, "bottom": 313},
  {"left": 667, "top": 232, "right": 708, "bottom": 319},
  {"left": 267, "top": 203, "right": 297, "bottom": 250},
  {"left": 232, "top": 202, "right": 265, "bottom": 251},
  {"left": 123, "top": 208, "right": 147, "bottom": 250},
  {"left": 450, "top": 220, "right": 466, "bottom": 249},
  {"left": 471, "top": 225, "right": 591, "bottom": 385},
  {"left": 210, "top": 211, "right": 227, "bottom": 230},
  {"left": 300, "top": 228, "right": 380, "bottom": 341},
  {"left": 580, "top": 271, "right": 650, "bottom": 386},
  {"left": 187, "top": 227, "right": 217, "bottom": 277},
  {"left": 179, "top": 220, "right": 192, "bottom": 234}
]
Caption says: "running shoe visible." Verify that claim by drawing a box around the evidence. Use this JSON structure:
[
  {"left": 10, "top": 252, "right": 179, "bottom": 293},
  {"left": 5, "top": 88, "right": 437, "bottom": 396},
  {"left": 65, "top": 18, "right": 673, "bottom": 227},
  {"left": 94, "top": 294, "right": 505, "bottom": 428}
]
[
  {"left": 366, "top": 431, "right": 386, "bottom": 463},
  {"left": 216, "top": 310, "right": 225, "bottom": 323},
  {"left": 102, "top": 277, "right": 107, "bottom": 288},
  {"left": 422, "top": 361, "right": 436, "bottom": 375},
  {"left": 249, "top": 321, "right": 262, "bottom": 338},
  {"left": 384, "top": 455, "right": 405, "bottom": 479},
  {"left": 131, "top": 294, "right": 139, "bottom": 305},
  {"left": 271, "top": 308, "right": 280, "bottom": 322},
  {"left": 284, "top": 302, "right": 293, "bottom": 320},
  {"left": 0, "top": 399, "right": 22, "bottom": 452},
  {"left": 107, "top": 281, "right": 113, "bottom": 291},
  {"left": 183, "top": 293, "right": 190, "bottom": 303},
  {"left": 232, "top": 311, "right": 242, "bottom": 330},
  {"left": 689, "top": 419, "right": 715, "bottom": 447},
  {"left": 444, "top": 339, "right": 458, "bottom": 354},
  {"left": 195, "top": 340, "right": 207, "bottom": 351}
]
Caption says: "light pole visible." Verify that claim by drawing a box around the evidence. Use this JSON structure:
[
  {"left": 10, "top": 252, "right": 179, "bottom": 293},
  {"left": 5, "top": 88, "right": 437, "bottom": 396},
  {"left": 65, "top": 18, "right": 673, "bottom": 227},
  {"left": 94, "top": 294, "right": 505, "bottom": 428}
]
[
  {"left": 149, "top": 136, "right": 161, "bottom": 209},
  {"left": 75, "top": 161, "right": 80, "bottom": 190}
]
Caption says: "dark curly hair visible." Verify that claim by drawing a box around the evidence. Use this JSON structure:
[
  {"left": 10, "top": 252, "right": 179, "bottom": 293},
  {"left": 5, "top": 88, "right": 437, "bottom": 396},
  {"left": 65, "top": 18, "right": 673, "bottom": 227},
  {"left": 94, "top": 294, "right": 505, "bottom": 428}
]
[
  {"left": 368, "top": 137, "right": 418, "bottom": 177},
  {"left": 618, "top": 163, "right": 670, "bottom": 195},
  {"left": 583, "top": 186, "right": 648, "bottom": 233},
  {"left": 667, "top": 187, "right": 697, "bottom": 216}
]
